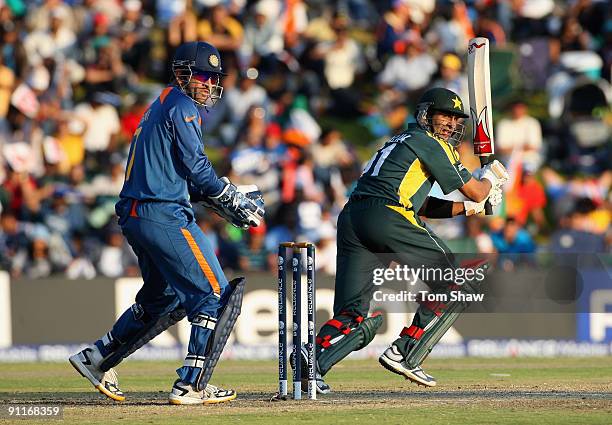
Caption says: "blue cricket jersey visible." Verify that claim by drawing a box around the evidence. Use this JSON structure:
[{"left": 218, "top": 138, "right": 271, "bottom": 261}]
[{"left": 119, "top": 86, "right": 224, "bottom": 206}]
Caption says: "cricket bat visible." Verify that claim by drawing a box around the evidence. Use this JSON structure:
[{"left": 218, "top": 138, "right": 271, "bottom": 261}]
[{"left": 467, "top": 37, "right": 495, "bottom": 215}]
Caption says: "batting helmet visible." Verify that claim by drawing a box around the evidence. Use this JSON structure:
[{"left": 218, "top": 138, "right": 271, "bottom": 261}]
[
  {"left": 415, "top": 88, "right": 468, "bottom": 146},
  {"left": 172, "top": 41, "right": 226, "bottom": 107}
]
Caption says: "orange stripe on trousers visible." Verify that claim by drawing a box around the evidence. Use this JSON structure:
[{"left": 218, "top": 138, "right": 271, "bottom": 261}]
[{"left": 180, "top": 228, "right": 221, "bottom": 295}]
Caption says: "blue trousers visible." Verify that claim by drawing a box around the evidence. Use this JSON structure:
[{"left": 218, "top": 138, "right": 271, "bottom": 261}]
[{"left": 96, "top": 199, "right": 228, "bottom": 387}]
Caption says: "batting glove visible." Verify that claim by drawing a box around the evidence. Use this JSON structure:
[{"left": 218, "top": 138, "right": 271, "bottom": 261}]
[
  {"left": 464, "top": 182, "right": 504, "bottom": 216},
  {"left": 463, "top": 199, "right": 486, "bottom": 216},
  {"left": 487, "top": 184, "right": 503, "bottom": 207},
  {"left": 477, "top": 160, "right": 509, "bottom": 188}
]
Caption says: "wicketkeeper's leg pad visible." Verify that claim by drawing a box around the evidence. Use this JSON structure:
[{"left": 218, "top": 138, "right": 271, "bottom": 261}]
[
  {"left": 316, "top": 312, "right": 383, "bottom": 376},
  {"left": 100, "top": 305, "right": 186, "bottom": 371},
  {"left": 195, "top": 277, "right": 245, "bottom": 391}
]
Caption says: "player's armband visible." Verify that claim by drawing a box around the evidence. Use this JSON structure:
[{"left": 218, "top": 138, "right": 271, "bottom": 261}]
[{"left": 419, "top": 197, "right": 454, "bottom": 219}]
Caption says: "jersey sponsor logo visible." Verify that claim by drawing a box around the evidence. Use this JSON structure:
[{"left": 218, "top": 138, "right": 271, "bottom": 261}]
[
  {"left": 456, "top": 162, "right": 466, "bottom": 172},
  {"left": 184, "top": 115, "right": 197, "bottom": 123}
]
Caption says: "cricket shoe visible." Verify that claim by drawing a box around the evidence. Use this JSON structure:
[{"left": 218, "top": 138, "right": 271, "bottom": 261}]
[
  {"left": 69, "top": 345, "right": 125, "bottom": 401},
  {"left": 289, "top": 344, "right": 331, "bottom": 394},
  {"left": 378, "top": 345, "right": 437, "bottom": 387},
  {"left": 169, "top": 380, "right": 237, "bottom": 405}
]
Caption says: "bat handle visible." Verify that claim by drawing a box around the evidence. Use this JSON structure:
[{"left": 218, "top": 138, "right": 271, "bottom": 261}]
[{"left": 479, "top": 156, "right": 494, "bottom": 215}]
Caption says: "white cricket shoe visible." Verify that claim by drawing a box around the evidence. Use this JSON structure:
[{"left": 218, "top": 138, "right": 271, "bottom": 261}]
[
  {"left": 69, "top": 345, "right": 125, "bottom": 401},
  {"left": 378, "top": 345, "right": 437, "bottom": 387},
  {"left": 169, "top": 380, "right": 237, "bottom": 405}
]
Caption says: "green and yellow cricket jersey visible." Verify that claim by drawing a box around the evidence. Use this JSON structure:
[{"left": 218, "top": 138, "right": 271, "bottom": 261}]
[{"left": 353, "top": 123, "right": 472, "bottom": 214}]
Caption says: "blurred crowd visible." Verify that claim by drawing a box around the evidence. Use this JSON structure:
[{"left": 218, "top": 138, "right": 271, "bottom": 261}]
[{"left": 0, "top": 0, "right": 609, "bottom": 279}]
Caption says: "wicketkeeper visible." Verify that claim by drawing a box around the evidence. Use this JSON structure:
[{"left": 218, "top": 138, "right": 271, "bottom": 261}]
[
  {"left": 299, "top": 88, "right": 507, "bottom": 392},
  {"left": 69, "top": 41, "right": 264, "bottom": 404}
]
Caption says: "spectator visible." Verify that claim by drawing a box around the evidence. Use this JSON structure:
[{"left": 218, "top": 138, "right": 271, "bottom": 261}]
[
  {"left": 550, "top": 198, "right": 607, "bottom": 253},
  {"left": 0, "top": 54, "right": 15, "bottom": 136},
  {"left": 360, "top": 93, "right": 410, "bottom": 139},
  {"left": 23, "top": 7, "right": 76, "bottom": 66},
  {"left": 238, "top": 223, "right": 269, "bottom": 271},
  {"left": 378, "top": 36, "right": 437, "bottom": 93},
  {"left": 426, "top": 1, "right": 473, "bottom": 55},
  {"left": 196, "top": 4, "right": 244, "bottom": 62},
  {"left": 281, "top": 0, "right": 308, "bottom": 51},
  {"left": 429, "top": 53, "right": 469, "bottom": 109},
  {"left": 118, "top": 0, "right": 154, "bottom": 79},
  {"left": 492, "top": 217, "right": 536, "bottom": 254},
  {"left": 496, "top": 101, "right": 543, "bottom": 170},
  {"left": 98, "top": 225, "right": 127, "bottom": 278},
  {"left": 222, "top": 68, "right": 268, "bottom": 136},
  {"left": 79, "top": 154, "right": 125, "bottom": 199},
  {"left": 465, "top": 216, "right": 496, "bottom": 254},
  {"left": 315, "top": 214, "right": 337, "bottom": 276},
  {"left": 510, "top": 0, "right": 554, "bottom": 41},
  {"left": 311, "top": 14, "right": 364, "bottom": 116},
  {"left": 156, "top": 0, "right": 188, "bottom": 28},
  {"left": 312, "top": 13, "right": 363, "bottom": 92},
  {"left": 505, "top": 163, "right": 547, "bottom": 231},
  {"left": 296, "top": 187, "right": 323, "bottom": 241},
  {"left": 26, "top": 0, "right": 74, "bottom": 33},
  {"left": 559, "top": 17, "right": 590, "bottom": 52},
  {"left": 231, "top": 119, "right": 282, "bottom": 217},
  {"left": 65, "top": 233, "right": 97, "bottom": 280},
  {"left": 240, "top": 0, "right": 284, "bottom": 73},
  {"left": 119, "top": 93, "right": 149, "bottom": 143},
  {"left": 166, "top": 2, "right": 197, "bottom": 57},
  {"left": 83, "top": 34, "right": 126, "bottom": 94},
  {"left": 43, "top": 188, "right": 87, "bottom": 246},
  {"left": 26, "top": 236, "right": 52, "bottom": 279},
  {"left": 265, "top": 203, "right": 299, "bottom": 254},
  {"left": 474, "top": 8, "right": 506, "bottom": 46},
  {"left": 1, "top": 20, "right": 28, "bottom": 77},
  {"left": 1, "top": 166, "right": 43, "bottom": 218},
  {"left": 376, "top": 0, "right": 413, "bottom": 60},
  {"left": 74, "top": 92, "right": 121, "bottom": 170},
  {"left": 0, "top": 210, "right": 29, "bottom": 277},
  {"left": 311, "top": 129, "right": 354, "bottom": 206}
]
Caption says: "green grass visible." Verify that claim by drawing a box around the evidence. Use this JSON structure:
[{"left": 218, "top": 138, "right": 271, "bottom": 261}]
[{"left": 1, "top": 358, "right": 611, "bottom": 424}]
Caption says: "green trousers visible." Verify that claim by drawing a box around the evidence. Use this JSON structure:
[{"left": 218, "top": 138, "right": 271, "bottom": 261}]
[
  {"left": 333, "top": 197, "right": 456, "bottom": 315},
  {"left": 316, "top": 197, "right": 458, "bottom": 360}
]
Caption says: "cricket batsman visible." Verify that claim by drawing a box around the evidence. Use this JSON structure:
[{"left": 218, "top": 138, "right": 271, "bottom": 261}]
[
  {"left": 300, "top": 88, "right": 508, "bottom": 392},
  {"left": 69, "top": 41, "right": 264, "bottom": 404}
]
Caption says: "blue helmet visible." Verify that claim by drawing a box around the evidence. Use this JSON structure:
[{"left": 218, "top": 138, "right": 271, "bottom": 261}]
[
  {"left": 172, "top": 41, "right": 227, "bottom": 76},
  {"left": 172, "top": 41, "right": 226, "bottom": 107}
]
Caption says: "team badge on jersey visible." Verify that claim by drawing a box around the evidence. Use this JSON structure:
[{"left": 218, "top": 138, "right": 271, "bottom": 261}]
[{"left": 452, "top": 96, "right": 462, "bottom": 109}]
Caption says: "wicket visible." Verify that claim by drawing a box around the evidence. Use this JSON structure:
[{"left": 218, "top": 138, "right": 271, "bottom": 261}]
[{"left": 277, "top": 242, "right": 316, "bottom": 400}]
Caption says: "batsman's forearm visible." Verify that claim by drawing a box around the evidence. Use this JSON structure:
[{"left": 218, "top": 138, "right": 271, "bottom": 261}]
[
  {"left": 460, "top": 177, "right": 492, "bottom": 203},
  {"left": 452, "top": 202, "right": 466, "bottom": 216},
  {"left": 419, "top": 197, "right": 465, "bottom": 218}
]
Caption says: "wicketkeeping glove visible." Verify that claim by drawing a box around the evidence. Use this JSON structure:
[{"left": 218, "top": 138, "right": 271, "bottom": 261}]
[{"left": 201, "top": 177, "right": 265, "bottom": 229}]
